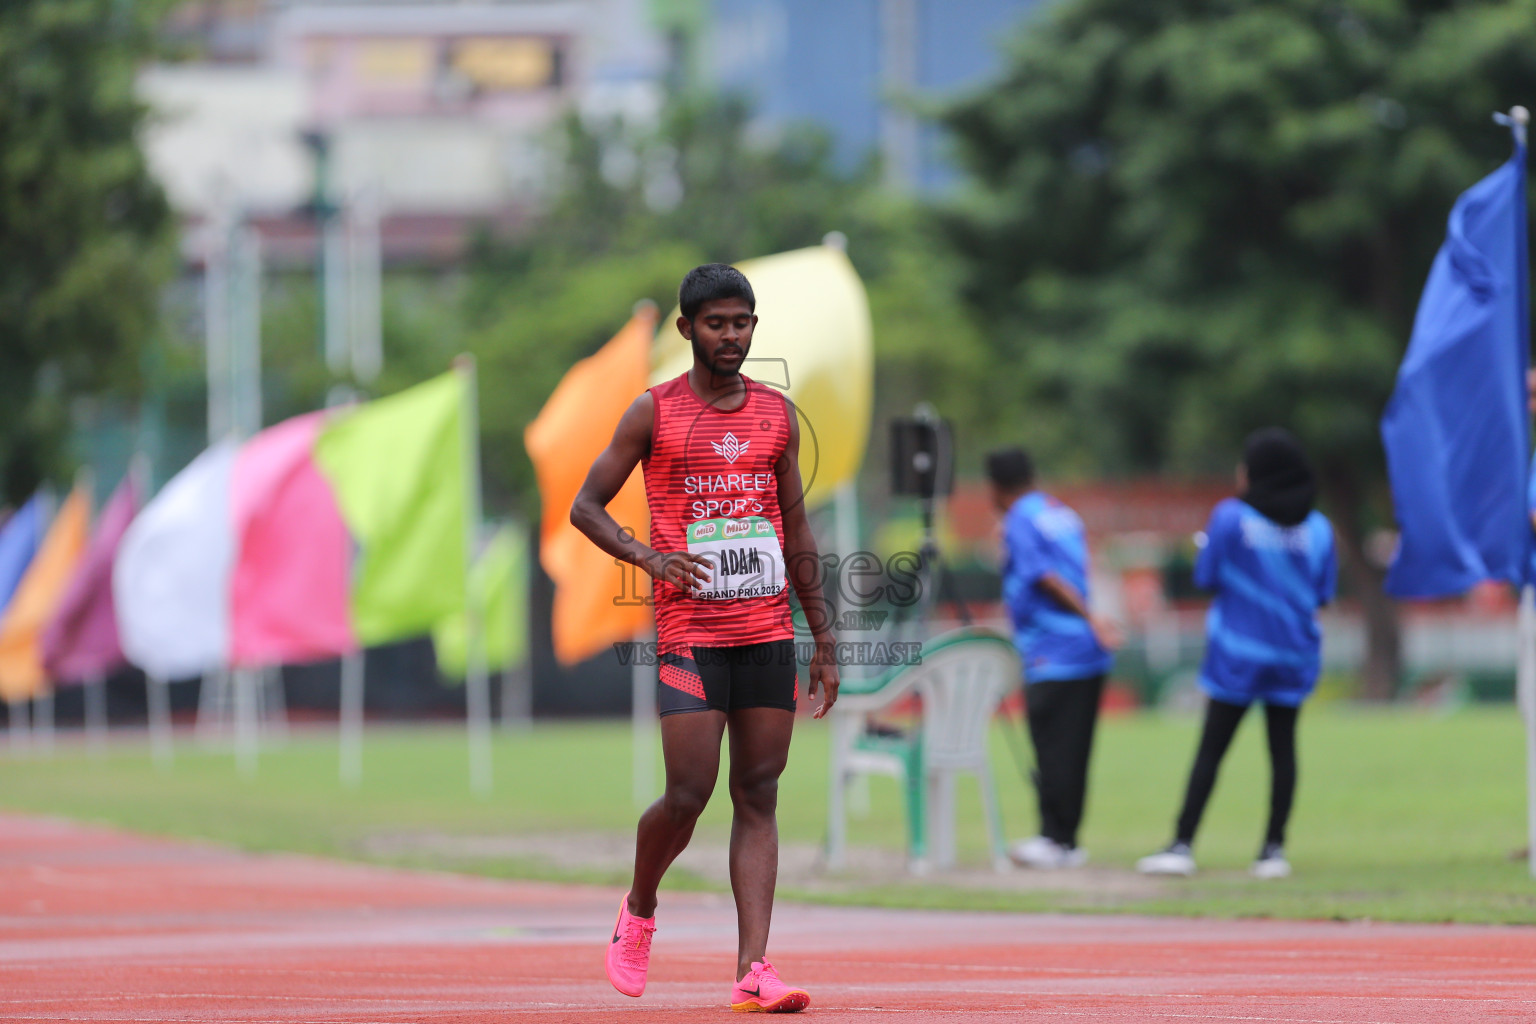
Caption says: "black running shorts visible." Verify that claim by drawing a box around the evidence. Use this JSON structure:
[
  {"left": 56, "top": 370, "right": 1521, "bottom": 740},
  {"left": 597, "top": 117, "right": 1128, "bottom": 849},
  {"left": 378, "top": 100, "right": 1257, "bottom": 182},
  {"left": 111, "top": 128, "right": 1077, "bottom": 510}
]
[{"left": 657, "top": 639, "right": 799, "bottom": 716}]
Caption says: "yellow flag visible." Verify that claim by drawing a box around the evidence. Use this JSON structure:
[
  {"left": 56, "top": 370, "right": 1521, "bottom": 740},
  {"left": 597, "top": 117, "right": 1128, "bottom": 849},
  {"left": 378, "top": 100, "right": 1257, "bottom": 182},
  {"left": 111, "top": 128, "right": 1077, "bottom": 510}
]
[
  {"left": 652, "top": 244, "right": 873, "bottom": 505},
  {"left": 526, "top": 307, "right": 655, "bottom": 665},
  {"left": 0, "top": 484, "right": 91, "bottom": 700}
]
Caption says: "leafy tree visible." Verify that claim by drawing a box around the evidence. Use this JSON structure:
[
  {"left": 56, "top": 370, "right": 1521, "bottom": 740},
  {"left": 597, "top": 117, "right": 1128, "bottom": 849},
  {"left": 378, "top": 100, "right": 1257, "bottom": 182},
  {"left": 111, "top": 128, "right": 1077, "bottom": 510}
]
[
  {"left": 0, "top": 0, "right": 174, "bottom": 501},
  {"left": 940, "top": 0, "right": 1536, "bottom": 697}
]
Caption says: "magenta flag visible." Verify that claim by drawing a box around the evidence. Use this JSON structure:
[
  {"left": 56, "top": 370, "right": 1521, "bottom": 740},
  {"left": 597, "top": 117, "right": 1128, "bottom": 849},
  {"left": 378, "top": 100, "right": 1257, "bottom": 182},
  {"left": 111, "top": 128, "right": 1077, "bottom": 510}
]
[
  {"left": 230, "top": 411, "right": 356, "bottom": 666},
  {"left": 41, "top": 474, "right": 140, "bottom": 684}
]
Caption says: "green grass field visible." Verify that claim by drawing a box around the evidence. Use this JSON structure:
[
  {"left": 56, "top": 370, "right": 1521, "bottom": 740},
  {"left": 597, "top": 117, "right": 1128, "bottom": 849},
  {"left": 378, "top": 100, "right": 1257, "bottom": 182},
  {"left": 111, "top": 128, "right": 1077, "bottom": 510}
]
[{"left": 2, "top": 706, "right": 1534, "bottom": 923}]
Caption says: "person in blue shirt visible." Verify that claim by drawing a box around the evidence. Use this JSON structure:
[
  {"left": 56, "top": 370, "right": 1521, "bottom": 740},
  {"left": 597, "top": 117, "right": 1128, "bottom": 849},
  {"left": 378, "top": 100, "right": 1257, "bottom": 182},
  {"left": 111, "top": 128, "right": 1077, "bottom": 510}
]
[
  {"left": 1138, "top": 428, "right": 1336, "bottom": 880},
  {"left": 988, "top": 448, "right": 1116, "bottom": 869}
]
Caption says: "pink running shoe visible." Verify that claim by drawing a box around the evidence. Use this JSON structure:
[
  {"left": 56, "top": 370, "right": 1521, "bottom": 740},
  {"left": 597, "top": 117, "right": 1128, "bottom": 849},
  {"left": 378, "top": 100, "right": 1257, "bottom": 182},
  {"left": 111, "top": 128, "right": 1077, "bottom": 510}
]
[
  {"left": 730, "top": 959, "right": 810, "bottom": 1013},
  {"left": 604, "top": 894, "right": 656, "bottom": 998}
]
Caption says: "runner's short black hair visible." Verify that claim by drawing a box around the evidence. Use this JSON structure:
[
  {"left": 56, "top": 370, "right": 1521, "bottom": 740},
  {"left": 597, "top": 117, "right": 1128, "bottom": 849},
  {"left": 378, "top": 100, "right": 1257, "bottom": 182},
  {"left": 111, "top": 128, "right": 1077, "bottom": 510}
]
[
  {"left": 679, "top": 264, "right": 756, "bottom": 320},
  {"left": 986, "top": 448, "right": 1035, "bottom": 491}
]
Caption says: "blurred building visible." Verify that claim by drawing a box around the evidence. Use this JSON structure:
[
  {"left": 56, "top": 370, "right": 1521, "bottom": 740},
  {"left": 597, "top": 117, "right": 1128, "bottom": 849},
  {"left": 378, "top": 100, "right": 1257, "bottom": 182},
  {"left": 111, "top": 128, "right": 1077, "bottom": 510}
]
[
  {"left": 704, "top": 0, "right": 1040, "bottom": 190},
  {"left": 145, "top": 0, "right": 665, "bottom": 262},
  {"left": 144, "top": 0, "right": 1041, "bottom": 249}
]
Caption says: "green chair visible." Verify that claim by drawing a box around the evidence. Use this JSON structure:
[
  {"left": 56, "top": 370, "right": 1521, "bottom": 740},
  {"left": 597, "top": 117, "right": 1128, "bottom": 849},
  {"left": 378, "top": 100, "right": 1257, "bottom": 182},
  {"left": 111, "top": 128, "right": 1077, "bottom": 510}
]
[{"left": 826, "top": 627, "right": 1018, "bottom": 873}]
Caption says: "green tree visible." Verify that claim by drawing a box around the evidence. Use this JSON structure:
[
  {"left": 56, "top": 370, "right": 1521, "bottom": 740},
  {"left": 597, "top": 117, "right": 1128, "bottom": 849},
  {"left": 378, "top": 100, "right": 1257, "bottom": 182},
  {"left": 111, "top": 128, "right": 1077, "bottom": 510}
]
[
  {"left": 0, "top": 0, "right": 174, "bottom": 501},
  {"left": 940, "top": 0, "right": 1536, "bottom": 697},
  {"left": 463, "top": 97, "right": 987, "bottom": 516}
]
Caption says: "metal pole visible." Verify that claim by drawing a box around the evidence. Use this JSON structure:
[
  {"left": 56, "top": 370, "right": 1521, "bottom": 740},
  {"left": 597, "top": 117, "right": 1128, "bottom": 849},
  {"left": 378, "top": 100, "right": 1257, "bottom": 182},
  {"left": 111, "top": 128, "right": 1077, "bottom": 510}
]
[
  {"left": 834, "top": 481, "right": 859, "bottom": 571},
  {"left": 1519, "top": 587, "right": 1536, "bottom": 878},
  {"left": 632, "top": 626, "right": 657, "bottom": 807},
  {"left": 349, "top": 187, "right": 383, "bottom": 385},
  {"left": 196, "top": 667, "right": 229, "bottom": 744},
  {"left": 338, "top": 650, "right": 365, "bottom": 787},
  {"left": 85, "top": 673, "right": 108, "bottom": 755},
  {"left": 323, "top": 207, "right": 350, "bottom": 376},
  {"left": 500, "top": 521, "right": 533, "bottom": 731},
  {"left": 457, "top": 356, "right": 493, "bottom": 796},
  {"left": 147, "top": 675, "right": 172, "bottom": 770},
  {"left": 1502, "top": 105, "right": 1534, "bottom": 878},
  {"left": 204, "top": 215, "right": 231, "bottom": 443},
  {"left": 232, "top": 222, "right": 263, "bottom": 438},
  {"left": 34, "top": 692, "right": 54, "bottom": 756},
  {"left": 234, "top": 667, "right": 258, "bottom": 778}
]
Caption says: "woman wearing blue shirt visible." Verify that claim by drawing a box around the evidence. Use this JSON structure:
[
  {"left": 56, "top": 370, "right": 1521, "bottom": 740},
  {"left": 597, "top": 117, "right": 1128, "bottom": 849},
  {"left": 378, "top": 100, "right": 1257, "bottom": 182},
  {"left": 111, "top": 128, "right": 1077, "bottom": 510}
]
[{"left": 1138, "top": 429, "right": 1336, "bottom": 880}]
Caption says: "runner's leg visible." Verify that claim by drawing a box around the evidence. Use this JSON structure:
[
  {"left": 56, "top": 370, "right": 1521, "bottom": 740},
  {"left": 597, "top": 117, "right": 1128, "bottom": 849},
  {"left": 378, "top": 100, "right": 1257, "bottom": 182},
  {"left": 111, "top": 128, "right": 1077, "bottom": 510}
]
[
  {"left": 725, "top": 705, "right": 794, "bottom": 980},
  {"left": 628, "top": 709, "right": 727, "bottom": 918}
]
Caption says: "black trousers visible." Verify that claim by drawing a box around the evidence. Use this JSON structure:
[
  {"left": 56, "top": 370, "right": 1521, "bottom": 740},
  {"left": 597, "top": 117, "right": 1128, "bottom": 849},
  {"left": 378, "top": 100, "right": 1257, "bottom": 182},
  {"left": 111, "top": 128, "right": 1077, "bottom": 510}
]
[
  {"left": 1023, "top": 675, "right": 1105, "bottom": 848},
  {"left": 1174, "top": 697, "right": 1299, "bottom": 848}
]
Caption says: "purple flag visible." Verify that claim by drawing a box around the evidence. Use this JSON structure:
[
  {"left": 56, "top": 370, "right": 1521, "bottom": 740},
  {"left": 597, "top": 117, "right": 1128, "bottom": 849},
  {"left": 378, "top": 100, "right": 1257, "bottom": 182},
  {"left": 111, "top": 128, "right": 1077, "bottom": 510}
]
[{"left": 41, "top": 473, "right": 141, "bottom": 684}]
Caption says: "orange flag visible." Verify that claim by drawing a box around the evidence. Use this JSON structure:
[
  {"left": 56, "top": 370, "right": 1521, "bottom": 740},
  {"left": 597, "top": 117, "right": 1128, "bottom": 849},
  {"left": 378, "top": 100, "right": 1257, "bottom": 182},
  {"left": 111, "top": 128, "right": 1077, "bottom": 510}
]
[
  {"left": 526, "top": 307, "right": 655, "bottom": 665},
  {"left": 0, "top": 484, "right": 91, "bottom": 701}
]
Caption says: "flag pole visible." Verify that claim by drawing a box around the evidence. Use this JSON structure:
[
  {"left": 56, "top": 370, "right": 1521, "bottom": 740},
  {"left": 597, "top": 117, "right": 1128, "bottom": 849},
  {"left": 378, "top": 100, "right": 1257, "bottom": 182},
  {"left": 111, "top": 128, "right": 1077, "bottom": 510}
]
[
  {"left": 1520, "top": 587, "right": 1536, "bottom": 878},
  {"left": 456, "top": 355, "right": 493, "bottom": 796},
  {"left": 1501, "top": 103, "right": 1536, "bottom": 878},
  {"left": 632, "top": 625, "right": 656, "bottom": 806},
  {"left": 338, "top": 650, "right": 365, "bottom": 786},
  {"left": 234, "top": 667, "right": 258, "bottom": 777},
  {"left": 34, "top": 689, "right": 53, "bottom": 756},
  {"left": 147, "top": 674, "right": 172, "bottom": 770},
  {"left": 85, "top": 672, "right": 107, "bottom": 756}
]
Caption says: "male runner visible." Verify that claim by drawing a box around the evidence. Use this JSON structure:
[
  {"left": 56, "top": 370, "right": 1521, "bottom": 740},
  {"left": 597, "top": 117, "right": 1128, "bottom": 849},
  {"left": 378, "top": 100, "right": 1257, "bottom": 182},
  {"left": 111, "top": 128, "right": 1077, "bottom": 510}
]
[
  {"left": 570, "top": 263, "right": 839, "bottom": 1013},
  {"left": 987, "top": 448, "right": 1116, "bottom": 869}
]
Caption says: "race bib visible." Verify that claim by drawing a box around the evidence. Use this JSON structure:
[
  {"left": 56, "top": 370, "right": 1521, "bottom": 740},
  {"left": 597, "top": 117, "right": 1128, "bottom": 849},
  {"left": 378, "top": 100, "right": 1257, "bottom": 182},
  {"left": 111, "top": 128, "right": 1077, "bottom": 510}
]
[{"left": 685, "top": 516, "right": 787, "bottom": 601}]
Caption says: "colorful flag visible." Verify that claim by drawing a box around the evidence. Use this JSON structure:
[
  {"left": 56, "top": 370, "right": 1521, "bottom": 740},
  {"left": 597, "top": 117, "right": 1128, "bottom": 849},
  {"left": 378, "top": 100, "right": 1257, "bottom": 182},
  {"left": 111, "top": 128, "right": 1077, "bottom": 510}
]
[
  {"left": 41, "top": 471, "right": 142, "bottom": 684},
  {"left": 114, "top": 441, "right": 239, "bottom": 679},
  {"left": 1383, "top": 139, "right": 1529, "bottom": 597},
  {"left": 0, "top": 484, "right": 91, "bottom": 700},
  {"left": 108, "top": 368, "right": 477, "bottom": 677},
  {"left": 651, "top": 243, "right": 873, "bottom": 504},
  {"left": 434, "top": 524, "right": 528, "bottom": 678},
  {"left": 314, "top": 370, "right": 470, "bottom": 645},
  {"left": 526, "top": 307, "right": 654, "bottom": 666},
  {"left": 230, "top": 412, "right": 355, "bottom": 666},
  {"left": 0, "top": 494, "right": 46, "bottom": 617}
]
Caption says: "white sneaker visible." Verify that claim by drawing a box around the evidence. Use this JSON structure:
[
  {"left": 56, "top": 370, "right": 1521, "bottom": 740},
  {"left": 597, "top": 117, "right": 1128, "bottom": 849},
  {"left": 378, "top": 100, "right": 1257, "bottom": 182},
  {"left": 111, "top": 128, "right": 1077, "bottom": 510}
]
[
  {"left": 1008, "top": 836, "right": 1087, "bottom": 869},
  {"left": 1136, "top": 842, "right": 1196, "bottom": 876},
  {"left": 1251, "top": 844, "right": 1291, "bottom": 880}
]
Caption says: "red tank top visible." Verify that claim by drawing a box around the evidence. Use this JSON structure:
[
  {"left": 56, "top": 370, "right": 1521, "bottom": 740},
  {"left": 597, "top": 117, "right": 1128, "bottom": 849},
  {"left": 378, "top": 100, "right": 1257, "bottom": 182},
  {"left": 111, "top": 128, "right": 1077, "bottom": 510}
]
[{"left": 644, "top": 372, "right": 795, "bottom": 648}]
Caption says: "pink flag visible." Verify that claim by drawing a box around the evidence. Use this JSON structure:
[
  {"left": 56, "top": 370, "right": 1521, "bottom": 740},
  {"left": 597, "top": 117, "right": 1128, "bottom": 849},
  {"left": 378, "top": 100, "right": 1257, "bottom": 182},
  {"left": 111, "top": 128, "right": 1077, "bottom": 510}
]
[
  {"left": 41, "top": 474, "right": 140, "bottom": 684},
  {"left": 230, "top": 412, "right": 356, "bottom": 666}
]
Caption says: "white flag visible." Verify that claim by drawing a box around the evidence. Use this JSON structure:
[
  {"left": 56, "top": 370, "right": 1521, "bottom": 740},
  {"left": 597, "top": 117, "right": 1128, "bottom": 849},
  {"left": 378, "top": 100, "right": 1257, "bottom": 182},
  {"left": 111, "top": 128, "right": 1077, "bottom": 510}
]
[{"left": 113, "top": 441, "right": 238, "bottom": 679}]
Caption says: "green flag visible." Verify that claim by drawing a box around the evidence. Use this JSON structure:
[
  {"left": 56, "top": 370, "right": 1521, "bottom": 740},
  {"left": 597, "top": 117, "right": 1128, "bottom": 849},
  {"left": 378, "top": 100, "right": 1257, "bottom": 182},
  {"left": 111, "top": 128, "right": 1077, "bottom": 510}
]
[
  {"left": 314, "top": 371, "right": 469, "bottom": 645},
  {"left": 433, "top": 524, "right": 527, "bottom": 678}
]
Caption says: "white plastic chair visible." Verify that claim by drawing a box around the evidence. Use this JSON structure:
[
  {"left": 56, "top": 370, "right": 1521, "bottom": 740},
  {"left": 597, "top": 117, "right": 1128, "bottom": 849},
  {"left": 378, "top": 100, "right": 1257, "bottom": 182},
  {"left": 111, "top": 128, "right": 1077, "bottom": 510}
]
[{"left": 826, "top": 627, "right": 1018, "bottom": 873}]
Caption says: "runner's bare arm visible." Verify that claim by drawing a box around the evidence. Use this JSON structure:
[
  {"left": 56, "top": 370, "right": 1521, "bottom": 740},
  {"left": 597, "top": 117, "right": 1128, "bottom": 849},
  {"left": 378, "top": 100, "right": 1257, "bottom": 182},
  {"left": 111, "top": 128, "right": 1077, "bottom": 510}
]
[
  {"left": 776, "top": 406, "right": 840, "bottom": 718},
  {"left": 570, "top": 393, "right": 710, "bottom": 592}
]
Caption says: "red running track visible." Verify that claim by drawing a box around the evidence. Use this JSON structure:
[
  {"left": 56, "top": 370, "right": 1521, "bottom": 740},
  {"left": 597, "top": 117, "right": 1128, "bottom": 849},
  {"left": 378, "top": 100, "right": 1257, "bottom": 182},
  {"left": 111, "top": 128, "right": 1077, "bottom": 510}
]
[{"left": 4, "top": 813, "right": 1535, "bottom": 1022}]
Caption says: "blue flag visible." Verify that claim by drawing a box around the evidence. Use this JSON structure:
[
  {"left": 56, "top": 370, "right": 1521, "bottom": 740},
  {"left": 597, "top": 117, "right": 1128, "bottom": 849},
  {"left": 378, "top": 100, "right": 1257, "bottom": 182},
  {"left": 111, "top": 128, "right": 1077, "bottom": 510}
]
[
  {"left": 1382, "top": 140, "right": 1529, "bottom": 598},
  {"left": 0, "top": 493, "right": 47, "bottom": 616}
]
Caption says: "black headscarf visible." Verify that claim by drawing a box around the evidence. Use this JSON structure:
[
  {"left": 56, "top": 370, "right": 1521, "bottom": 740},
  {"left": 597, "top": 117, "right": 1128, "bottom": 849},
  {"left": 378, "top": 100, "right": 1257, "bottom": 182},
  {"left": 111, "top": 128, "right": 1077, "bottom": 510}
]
[{"left": 1240, "top": 428, "right": 1316, "bottom": 527}]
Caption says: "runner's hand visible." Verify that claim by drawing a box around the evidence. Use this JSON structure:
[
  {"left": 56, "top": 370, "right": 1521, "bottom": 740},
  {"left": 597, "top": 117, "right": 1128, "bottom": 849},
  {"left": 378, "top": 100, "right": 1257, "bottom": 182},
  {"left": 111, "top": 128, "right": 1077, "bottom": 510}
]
[
  {"left": 808, "top": 641, "right": 840, "bottom": 719},
  {"left": 647, "top": 551, "right": 712, "bottom": 592}
]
